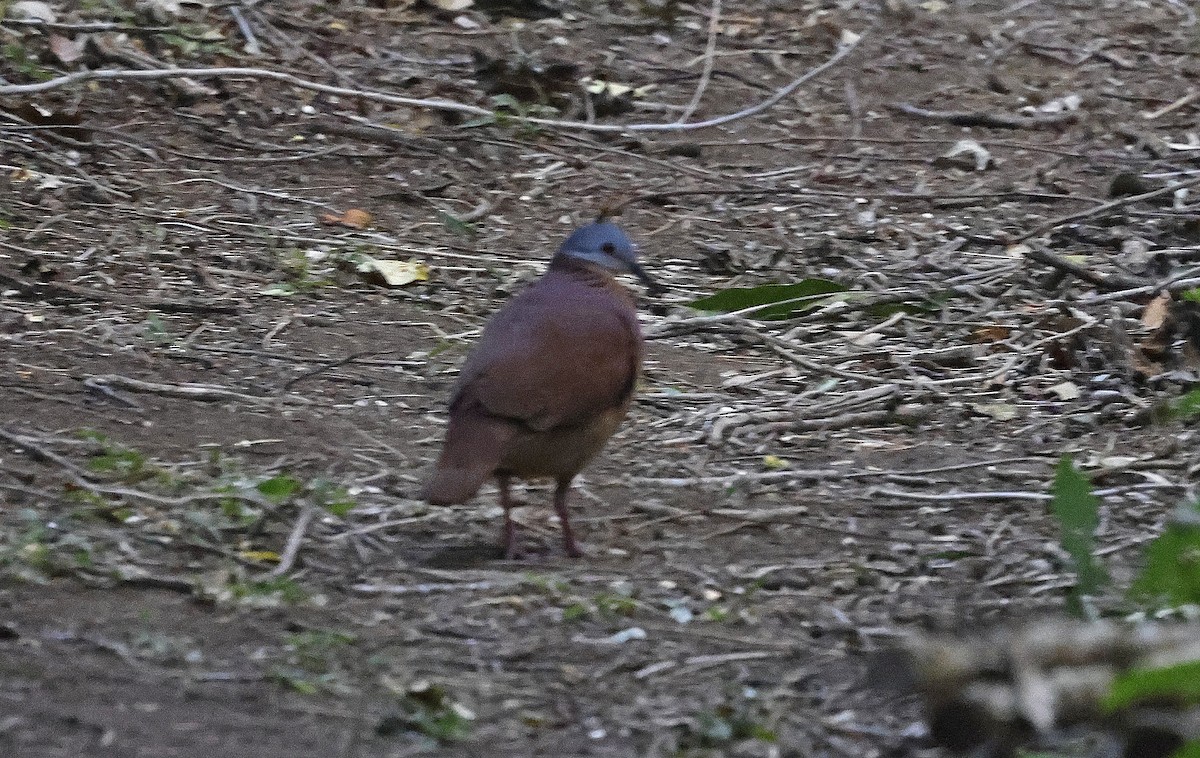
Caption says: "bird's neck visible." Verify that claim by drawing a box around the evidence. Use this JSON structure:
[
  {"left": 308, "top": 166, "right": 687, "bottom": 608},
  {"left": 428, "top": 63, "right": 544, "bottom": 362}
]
[{"left": 548, "top": 253, "right": 620, "bottom": 288}]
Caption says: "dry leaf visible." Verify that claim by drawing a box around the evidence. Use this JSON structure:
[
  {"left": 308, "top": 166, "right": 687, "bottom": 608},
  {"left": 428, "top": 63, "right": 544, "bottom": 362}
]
[
  {"left": 136, "top": 0, "right": 182, "bottom": 21},
  {"left": 49, "top": 34, "right": 85, "bottom": 65},
  {"left": 240, "top": 550, "right": 281, "bottom": 563},
  {"left": 583, "top": 78, "right": 653, "bottom": 99},
  {"left": 1048, "top": 381, "right": 1081, "bottom": 400},
  {"left": 342, "top": 209, "right": 372, "bottom": 228},
  {"left": 1026, "top": 93, "right": 1082, "bottom": 114},
  {"left": 320, "top": 208, "right": 373, "bottom": 229},
  {"left": 935, "top": 139, "right": 993, "bottom": 171},
  {"left": 357, "top": 259, "right": 430, "bottom": 287},
  {"left": 7, "top": 1, "right": 56, "bottom": 22},
  {"left": 1183, "top": 341, "right": 1200, "bottom": 370},
  {"left": 717, "top": 13, "right": 764, "bottom": 37},
  {"left": 972, "top": 325, "right": 1012, "bottom": 342},
  {"left": 972, "top": 403, "right": 1018, "bottom": 421},
  {"left": 1131, "top": 351, "right": 1163, "bottom": 378},
  {"left": 1141, "top": 292, "right": 1171, "bottom": 330}
]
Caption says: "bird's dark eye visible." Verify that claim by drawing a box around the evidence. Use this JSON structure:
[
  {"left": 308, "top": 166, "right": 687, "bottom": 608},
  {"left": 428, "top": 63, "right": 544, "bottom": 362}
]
[{"left": 601, "top": 242, "right": 616, "bottom": 255}]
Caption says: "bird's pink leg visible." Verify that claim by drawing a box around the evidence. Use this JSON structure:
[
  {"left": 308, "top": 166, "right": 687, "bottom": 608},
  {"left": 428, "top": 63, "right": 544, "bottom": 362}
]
[
  {"left": 497, "top": 474, "right": 519, "bottom": 559},
  {"left": 553, "top": 479, "right": 582, "bottom": 558}
]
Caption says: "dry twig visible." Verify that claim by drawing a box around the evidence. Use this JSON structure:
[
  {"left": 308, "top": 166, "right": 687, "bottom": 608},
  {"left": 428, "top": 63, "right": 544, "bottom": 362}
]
[{"left": 0, "top": 36, "right": 862, "bottom": 133}]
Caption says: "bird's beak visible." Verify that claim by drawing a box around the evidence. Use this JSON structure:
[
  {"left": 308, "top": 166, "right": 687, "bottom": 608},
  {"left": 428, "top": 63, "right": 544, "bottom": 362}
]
[{"left": 628, "top": 261, "right": 666, "bottom": 296}]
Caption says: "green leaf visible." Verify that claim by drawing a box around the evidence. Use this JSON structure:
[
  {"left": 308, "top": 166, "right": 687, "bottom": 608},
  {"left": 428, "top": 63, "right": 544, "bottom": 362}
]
[
  {"left": 688, "top": 279, "right": 849, "bottom": 320},
  {"left": 1173, "top": 742, "right": 1200, "bottom": 758},
  {"left": 1169, "top": 388, "right": 1200, "bottom": 420},
  {"left": 256, "top": 475, "right": 302, "bottom": 504},
  {"left": 1130, "top": 502, "right": 1200, "bottom": 606},
  {"left": 460, "top": 114, "right": 497, "bottom": 128},
  {"left": 1049, "top": 455, "right": 1109, "bottom": 615},
  {"left": 1180, "top": 287, "right": 1200, "bottom": 304},
  {"left": 561, "top": 602, "right": 588, "bottom": 621},
  {"left": 323, "top": 498, "right": 355, "bottom": 518},
  {"left": 489, "top": 93, "right": 521, "bottom": 110},
  {"left": 1104, "top": 660, "right": 1200, "bottom": 710},
  {"left": 307, "top": 478, "right": 356, "bottom": 517},
  {"left": 437, "top": 211, "right": 476, "bottom": 238}
]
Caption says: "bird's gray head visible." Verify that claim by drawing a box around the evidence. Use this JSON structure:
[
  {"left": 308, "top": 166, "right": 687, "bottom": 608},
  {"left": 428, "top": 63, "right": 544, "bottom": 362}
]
[{"left": 556, "top": 222, "right": 661, "bottom": 293}]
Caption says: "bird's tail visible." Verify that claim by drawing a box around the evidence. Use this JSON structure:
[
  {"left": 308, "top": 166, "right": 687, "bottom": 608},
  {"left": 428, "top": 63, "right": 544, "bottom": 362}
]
[{"left": 421, "top": 411, "right": 514, "bottom": 505}]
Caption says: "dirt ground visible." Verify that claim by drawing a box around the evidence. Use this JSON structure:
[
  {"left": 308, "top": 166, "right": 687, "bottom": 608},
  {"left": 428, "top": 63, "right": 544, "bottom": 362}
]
[{"left": 2, "top": 0, "right": 1200, "bottom": 756}]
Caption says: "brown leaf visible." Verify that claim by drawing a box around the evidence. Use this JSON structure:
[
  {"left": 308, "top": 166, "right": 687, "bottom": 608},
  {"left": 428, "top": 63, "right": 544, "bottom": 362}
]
[
  {"left": 1046, "top": 340, "right": 1077, "bottom": 370},
  {"left": 1131, "top": 351, "right": 1163, "bottom": 378},
  {"left": 320, "top": 208, "right": 373, "bottom": 229},
  {"left": 1141, "top": 292, "right": 1171, "bottom": 329},
  {"left": 341, "top": 209, "right": 372, "bottom": 228},
  {"left": 49, "top": 34, "right": 85, "bottom": 65},
  {"left": 972, "top": 325, "right": 1012, "bottom": 342}
]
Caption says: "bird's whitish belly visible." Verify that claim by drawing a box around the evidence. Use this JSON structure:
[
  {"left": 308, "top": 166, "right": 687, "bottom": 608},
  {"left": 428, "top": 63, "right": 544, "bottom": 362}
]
[{"left": 498, "top": 405, "right": 629, "bottom": 479}]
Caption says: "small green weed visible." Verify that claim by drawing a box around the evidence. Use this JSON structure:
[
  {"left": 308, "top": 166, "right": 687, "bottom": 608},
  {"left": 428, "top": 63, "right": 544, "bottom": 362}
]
[
  {"left": 1130, "top": 501, "right": 1200, "bottom": 608},
  {"left": 229, "top": 576, "right": 308, "bottom": 605},
  {"left": 462, "top": 93, "right": 559, "bottom": 136},
  {"left": 679, "top": 691, "right": 776, "bottom": 751},
  {"left": 1048, "top": 456, "right": 1109, "bottom": 616},
  {"left": 560, "top": 591, "right": 639, "bottom": 622},
  {"left": 377, "top": 681, "right": 474, "bottom": 744},
  {"left": 78, "top": 430, "right": 169, "bottom": 485},
  {"left": 267, "top": 628, "right": 356, "bottom": 694},
  {"left": 1047, "top": 454, "right": 1200, "bottom": 758},
  {"left": 2, "top": 42, "right": 54, "bottom": 82},
  {"left": 285, "top": 629, "right": 356, "bottom": 672},
  {"left": 0, "top": 509, "right": 97, "bottom": 581}
]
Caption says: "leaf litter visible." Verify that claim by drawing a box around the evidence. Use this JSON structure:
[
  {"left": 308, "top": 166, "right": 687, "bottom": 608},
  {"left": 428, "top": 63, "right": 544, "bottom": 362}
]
[{"left": 2, "top": 0, "right": 1200, "bottom": 756}]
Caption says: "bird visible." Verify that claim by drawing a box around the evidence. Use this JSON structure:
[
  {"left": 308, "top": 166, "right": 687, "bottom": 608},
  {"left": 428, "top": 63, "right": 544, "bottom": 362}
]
[{"left": 422, "top": 221, "right": 658, "bottom": 558}]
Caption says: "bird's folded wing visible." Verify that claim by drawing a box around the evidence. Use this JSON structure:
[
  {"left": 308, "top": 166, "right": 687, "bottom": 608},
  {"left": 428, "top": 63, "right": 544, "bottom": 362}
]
[{"left": 451, "top": 308, "right": 639, "bottom": 432}]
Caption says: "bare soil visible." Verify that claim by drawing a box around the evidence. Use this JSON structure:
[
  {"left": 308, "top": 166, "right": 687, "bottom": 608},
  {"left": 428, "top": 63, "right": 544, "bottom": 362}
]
[{"left": 2, "top": 1, "right": 1199, "bottom": 756}]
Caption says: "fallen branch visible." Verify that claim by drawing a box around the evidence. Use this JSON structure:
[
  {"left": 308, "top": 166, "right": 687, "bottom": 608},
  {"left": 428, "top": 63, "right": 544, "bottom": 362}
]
[
  {"left": 349, "top": 579, "right": 521, "bottom": 595},
  {"left": 886, "top": 618, "right": 1200, "bottom": 757},
  {"left": 887, "top": 102, "right": 1078, "bottom": 129},
  {"left": 0, "top": 426, "right": 94, "bottom": 483},
  {"left": 276, "top": 349, "right": 399, "bottom": 394},
  {"left": 86, "top": 33, "right": 216, "bottom": 99},
  {"left": 1025, "top": 243, "right": 1147, "bottom": 291},
  {"left": 85, "top": 374, "right": 303, "bottom": 404},
  {"left": 0, "top": 35, "right": 861, "bottom": 133},
  {"left": 0, "top": 268, "right": 241, "bottom": 314},
  {"left": 1017, "top": 174, "right": 1200, "bottom": 242},
  {"left": 676, "top": 0, "right": 721, "bottom": 124},
  {"left": 265, "top": 505, "right": 316, "bottom": 579}
]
